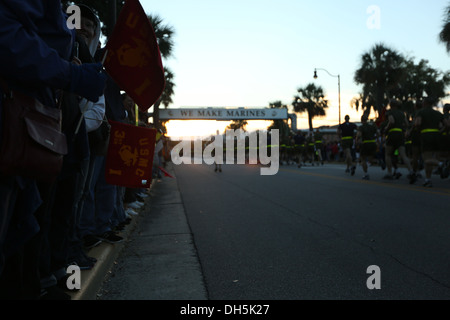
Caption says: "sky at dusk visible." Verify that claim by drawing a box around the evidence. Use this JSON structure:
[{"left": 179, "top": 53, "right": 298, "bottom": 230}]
[{"left": 139, "top": 0, "right": 450, "bottom": 138}]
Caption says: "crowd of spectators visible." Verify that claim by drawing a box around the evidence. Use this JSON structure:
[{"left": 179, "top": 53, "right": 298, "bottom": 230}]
[{"left": 0, "top": 1, "right": 164, "bottom": 300}]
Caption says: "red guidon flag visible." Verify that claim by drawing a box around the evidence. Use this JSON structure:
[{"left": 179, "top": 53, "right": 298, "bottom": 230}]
[
  {"left": 105, "top": 121, "right": 157, "bottom": 188},
  {"left": 104, "top": 0, "right": 165, "bottom": 111}
]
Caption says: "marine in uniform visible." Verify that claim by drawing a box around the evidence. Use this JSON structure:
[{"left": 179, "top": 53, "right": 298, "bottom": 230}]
[
  {"left": 337, "top": 115, "right": 357, "bottom": 175},
  {"left": 314, "top": 129, "right": 324, "bottom": 166},
  {"left": 383, "top": 100, "right": 416, "bottom": 184},
  {"left": 356, "top": 115, "right": 377, "bottom": 180},
  {"left": 414, "top": 98, "right": 445, "bottom": 187}
]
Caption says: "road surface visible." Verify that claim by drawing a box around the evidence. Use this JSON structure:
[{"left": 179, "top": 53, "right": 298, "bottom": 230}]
[{"left": 99, "top": 162, "right": 450, "bottom": 300}]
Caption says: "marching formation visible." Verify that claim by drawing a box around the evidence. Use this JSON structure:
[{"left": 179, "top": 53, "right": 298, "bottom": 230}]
[{"left": 281, "top": 99, "right": 450, "bottom": 187}]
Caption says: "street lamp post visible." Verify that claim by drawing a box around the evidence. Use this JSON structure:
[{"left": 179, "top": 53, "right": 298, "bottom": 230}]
[{"left": 314, "top": 68, "right": 341, "bottom": 125}]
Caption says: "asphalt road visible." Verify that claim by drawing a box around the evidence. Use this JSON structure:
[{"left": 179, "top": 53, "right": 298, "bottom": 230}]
[
  {"left": 174, "top": 162, "right": 450, "bottom": 300},
  {"left": 99, "top": 161, "right": 450, "bottom": 300}
]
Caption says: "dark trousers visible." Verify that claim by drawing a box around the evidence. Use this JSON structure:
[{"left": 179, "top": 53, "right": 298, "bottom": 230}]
[
  {"left": 39, "top": 169, "right": 79, "bottom": 284},
  {"left": 0, "top": 178, "right": 48, "bottom": 300}
]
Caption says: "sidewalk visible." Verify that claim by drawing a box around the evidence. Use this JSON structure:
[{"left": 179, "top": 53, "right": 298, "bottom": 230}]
[{"left": 69, "top": 162, "right": 207, "bottom": 300}]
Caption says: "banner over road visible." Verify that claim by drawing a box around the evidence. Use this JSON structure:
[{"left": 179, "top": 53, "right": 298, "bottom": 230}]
[{"left": 159, "top": 108, "right": 289, "bottom": 121}]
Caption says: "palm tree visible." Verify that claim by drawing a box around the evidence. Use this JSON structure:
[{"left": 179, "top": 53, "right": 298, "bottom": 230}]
[
  {"left": 147, "top": 14, "right": 175, "bottom": 130},
  {"left": 227, "top": 120, "right": 248, "bottom": 131},
  {"left": 392, "top": 58, "right": 450, "bottom": 119},
  {"left": 147, "top": 14, "right": 175, "bottom": 59},
  {"left": 267, "top": 101, "right": 290, "bottom": 139},
  {"left": 292, "top": 83, "right": 328, "bottom": 131},
  {"left": 158, "top": 67, "right": 176, "bottom": 108},
  {"left": 149, "top": 67, "right": 176, "bottom": 132},
  {"left": 353, "top": 43, "right": 406, "bottom": 117},
  {"left": 440, "top": 4, "right": 450, "bottom": 52}
]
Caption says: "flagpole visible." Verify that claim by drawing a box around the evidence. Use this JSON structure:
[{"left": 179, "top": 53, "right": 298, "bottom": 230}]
[
  {"left": 73, "top": 50, "right": 109, "bottom": 137},
  {"left": 135, "top": 103, "right": 139, "bottom": 126}
]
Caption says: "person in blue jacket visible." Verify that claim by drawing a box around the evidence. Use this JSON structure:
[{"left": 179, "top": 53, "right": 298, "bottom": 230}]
[{"left": 0, "top": 0, "right": 107, "bottom": 299}]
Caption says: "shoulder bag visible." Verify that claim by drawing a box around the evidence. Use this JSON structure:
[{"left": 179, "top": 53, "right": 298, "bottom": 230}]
[{"left": 0, "top": 81, "right": 68, "bottom": 182}]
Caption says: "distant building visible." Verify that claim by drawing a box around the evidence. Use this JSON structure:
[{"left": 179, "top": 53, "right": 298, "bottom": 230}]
[{"left": 298, "top": 122, "right": 365, "bottom": 143}]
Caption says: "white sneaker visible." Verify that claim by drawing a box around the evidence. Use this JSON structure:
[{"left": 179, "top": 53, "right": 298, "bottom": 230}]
[
  {"left": 127, "top": 201, "right": 143, "bottom": 209},
  {"left": 137, "top": 192, "right": 148, "bottom": 198},
  {"left": 125, "top": 208, "right": 139, "bottom": 216}
]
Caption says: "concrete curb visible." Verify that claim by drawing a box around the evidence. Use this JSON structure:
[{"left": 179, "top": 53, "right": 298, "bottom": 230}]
[{"left": 69, "top": 180, "right": 155, "bottom": 300}]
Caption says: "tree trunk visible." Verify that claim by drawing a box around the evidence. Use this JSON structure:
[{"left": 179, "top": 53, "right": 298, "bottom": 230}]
[
  {"left": 153, "top": 98, "right": 162, "bottom": 129},
  {"left": 308, "top": 111, "right": 313, "bottom": 131}
]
